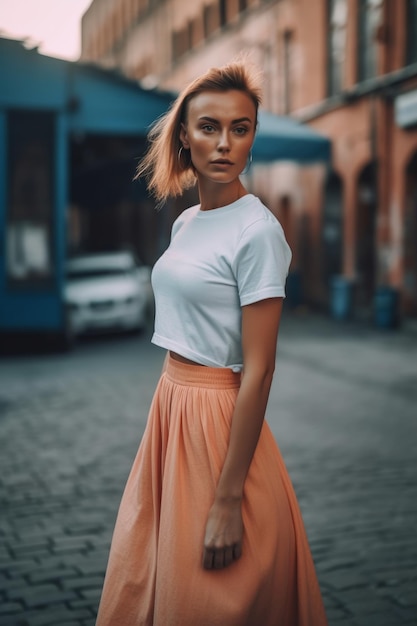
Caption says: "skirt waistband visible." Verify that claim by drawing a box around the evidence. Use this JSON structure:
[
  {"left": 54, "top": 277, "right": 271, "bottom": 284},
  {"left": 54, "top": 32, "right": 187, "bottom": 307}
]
[{"left": 164, "top": 355, "right": 241, "bottom": 389}]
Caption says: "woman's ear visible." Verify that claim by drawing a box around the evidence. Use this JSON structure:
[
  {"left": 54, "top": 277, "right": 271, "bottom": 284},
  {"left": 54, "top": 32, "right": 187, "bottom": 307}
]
[{"left": 180, "top": 123, "right": 189, "bottom": 149}]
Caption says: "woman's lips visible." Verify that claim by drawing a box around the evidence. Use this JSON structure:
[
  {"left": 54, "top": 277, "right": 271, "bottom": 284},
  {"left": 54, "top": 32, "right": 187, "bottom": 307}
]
[{"left": 211, "top": 159, "right": 234, "bottom": 165}]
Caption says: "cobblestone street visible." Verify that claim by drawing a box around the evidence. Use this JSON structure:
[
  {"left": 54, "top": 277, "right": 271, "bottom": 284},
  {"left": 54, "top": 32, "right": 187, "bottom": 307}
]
[{"left": 0, "top": 313, "right": 416, "bottom": 626}]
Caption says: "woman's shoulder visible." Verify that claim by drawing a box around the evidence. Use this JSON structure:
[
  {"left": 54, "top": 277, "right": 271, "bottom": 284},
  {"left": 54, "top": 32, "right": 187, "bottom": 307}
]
[
  {"left": 171, "top": 204, "right": 200, "bottom": 235},
  {"left": 175, "top": 203, "right": 200, "bottom": 222},
  {"left": 233, "top": 197, "right": 292, "bottom": 271},
  {"left": 240, "top": 195, "right": 284, "bottom": 233}
]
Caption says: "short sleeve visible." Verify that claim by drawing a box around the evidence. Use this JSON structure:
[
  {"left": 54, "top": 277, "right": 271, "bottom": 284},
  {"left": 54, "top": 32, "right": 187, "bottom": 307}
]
[{"left": 232, "top": 217, "right": 292, "bottom": 306}]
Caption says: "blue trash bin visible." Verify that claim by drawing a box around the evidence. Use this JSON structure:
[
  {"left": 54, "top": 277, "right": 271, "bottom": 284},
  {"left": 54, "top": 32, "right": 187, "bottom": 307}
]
[
  {"left": 330, "top": 276, "right": 354, "bottom": 321},
  {"left": 374, "top": 286, "right": 399, "bottom": 329}
]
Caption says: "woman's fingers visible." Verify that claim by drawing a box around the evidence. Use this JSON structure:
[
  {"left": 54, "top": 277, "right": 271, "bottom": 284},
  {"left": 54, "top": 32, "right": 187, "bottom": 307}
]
[
  {"left": 202, "top": 543, "right": 241, "bottom": 570},
  {"left": 223, "top": 545, "right": 235, "bottom": 568},
  {"left": 233, "top": 542, "right": 242, "bottom": 560},
  {"left": 213, "top": 549, "right": 224, "bottom": 569}
]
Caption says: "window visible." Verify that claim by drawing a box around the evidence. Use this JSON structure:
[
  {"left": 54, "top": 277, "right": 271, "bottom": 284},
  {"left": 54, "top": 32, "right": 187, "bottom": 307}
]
[
  {"left": 172, "top": 21, "right": 197, "bottom": 62},
  {"left": 203, "top": 4, "right": 219, "bottom": 38},
  {"left": 187, "top": 21, "right": 193, "bottom": 51},
  {"left": 103, "top": 18, "right": 113, "bottom": 54},
  {"left": 219, "top": 0, "right": 227, "bottom": 26},
  {"left": 327, "top": 0, "right": 348, "bottom": 96},
  {"left": 406, "top": 0, "right": 417, "bottom": 64},
  {"left": 189, "top": 17, "right": 203, "bottom": 47},
  {"left": 357, "top": 0, "right": 383, "bottom": 81},
  {"left": 136, "top": 0, "right": 148, "bottom": 19},
  {"left": 6, "top": 111, "right": 55, "bottom": 289},
  {"left": 172, "top": 28, "right": 186, "bottom": 61},
  {"left": 283, "top": 30, "right": 294, "bottom": 113}
]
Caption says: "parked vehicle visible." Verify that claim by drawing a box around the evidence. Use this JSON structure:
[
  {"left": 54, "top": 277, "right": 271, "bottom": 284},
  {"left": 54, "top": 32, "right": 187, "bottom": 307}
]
[{"left": 65, "top": 251, "right": 152, "bottom": 341}]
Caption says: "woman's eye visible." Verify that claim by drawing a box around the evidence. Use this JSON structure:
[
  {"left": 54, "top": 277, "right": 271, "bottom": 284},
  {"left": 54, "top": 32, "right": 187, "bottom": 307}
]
[
  {"left": 234, "top": 127, "right": 249, "bottom": 135},
  {"left": 202, "top": 124, "right": 215, "bottom": 132}
]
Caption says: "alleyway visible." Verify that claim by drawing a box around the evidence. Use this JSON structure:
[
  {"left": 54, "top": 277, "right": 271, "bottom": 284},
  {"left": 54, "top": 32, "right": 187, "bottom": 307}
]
[{"left": 0, "top": 313, "right": 416, "bottom": 626}]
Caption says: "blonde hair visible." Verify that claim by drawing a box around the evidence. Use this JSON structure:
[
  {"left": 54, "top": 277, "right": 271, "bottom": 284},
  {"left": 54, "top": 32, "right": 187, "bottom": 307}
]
[{"left": 135, "top": 61, "right": 263, "bottom": 204}]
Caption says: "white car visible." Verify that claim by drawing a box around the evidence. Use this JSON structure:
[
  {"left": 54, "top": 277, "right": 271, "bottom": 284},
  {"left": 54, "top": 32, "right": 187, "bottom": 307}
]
[{"left": 65, "top": 251, "right": 152, "bottom": 340}]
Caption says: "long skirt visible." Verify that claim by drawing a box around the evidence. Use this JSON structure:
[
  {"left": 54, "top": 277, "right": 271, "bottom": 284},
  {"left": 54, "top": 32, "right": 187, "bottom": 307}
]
[{"left": 95, "top": 356, "right": 328, "bottom": 626}]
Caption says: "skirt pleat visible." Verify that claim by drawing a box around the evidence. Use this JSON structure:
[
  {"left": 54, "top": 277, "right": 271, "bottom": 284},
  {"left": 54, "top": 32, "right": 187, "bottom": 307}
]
[{"left": 96, "top": 356, "right": 327, "bottom": 626}]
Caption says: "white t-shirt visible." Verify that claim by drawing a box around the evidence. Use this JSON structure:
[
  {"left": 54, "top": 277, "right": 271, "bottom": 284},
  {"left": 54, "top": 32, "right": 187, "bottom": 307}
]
[{"left": 151, "top": 194, "right": 292, "bottom": 371}]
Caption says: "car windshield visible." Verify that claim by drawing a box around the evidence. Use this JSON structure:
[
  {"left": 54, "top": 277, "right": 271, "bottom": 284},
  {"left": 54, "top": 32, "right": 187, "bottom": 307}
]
[{"left": 67, "top": 268, "right": 131, "bottom": 280}]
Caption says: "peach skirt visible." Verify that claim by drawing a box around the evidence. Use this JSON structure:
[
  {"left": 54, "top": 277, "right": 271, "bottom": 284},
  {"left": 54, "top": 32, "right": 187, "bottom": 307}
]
[{"left": 96, "top": 356, "right": 327, "bottom": 626}]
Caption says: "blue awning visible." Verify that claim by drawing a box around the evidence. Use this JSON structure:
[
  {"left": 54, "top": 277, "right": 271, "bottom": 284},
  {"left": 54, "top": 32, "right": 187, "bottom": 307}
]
[{"left": 253, "top": 110, "right": 331, "bottom": 164}]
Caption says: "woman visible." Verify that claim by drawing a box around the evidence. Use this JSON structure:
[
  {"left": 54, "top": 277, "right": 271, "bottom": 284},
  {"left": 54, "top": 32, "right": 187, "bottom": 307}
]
[{"left": 96, "top": 62, "right": 328, "bottom": 626}]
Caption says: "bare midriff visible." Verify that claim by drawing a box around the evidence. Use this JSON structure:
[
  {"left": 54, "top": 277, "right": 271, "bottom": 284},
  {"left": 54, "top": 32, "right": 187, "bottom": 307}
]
[{"left": 169, "top": 351, "right": 205, "bottom": 366}]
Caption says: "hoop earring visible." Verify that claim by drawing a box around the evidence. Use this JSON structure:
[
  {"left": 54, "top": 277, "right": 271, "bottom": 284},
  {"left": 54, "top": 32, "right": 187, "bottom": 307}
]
[
  {"left": 242, "top": 149, "right": 253, "bottom": 175},
  {"left": 178, "top": 145, "right": 191, "bottom": 169}
]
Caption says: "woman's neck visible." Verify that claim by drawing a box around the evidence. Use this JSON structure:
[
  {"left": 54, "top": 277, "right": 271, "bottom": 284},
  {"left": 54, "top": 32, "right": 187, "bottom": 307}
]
[{"left": 198, "top": 179, "right": 248, "bottom": 212}]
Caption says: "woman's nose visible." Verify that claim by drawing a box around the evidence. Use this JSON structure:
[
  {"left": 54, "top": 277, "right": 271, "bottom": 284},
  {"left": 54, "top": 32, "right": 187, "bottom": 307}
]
[{"left": 217, "top": 129, "right": 230, "bottom": 152}]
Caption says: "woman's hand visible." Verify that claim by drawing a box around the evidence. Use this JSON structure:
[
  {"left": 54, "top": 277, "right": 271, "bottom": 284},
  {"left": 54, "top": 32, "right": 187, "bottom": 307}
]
[
  {"left": 202, "top": 497, "right": 243, "bottom": 570},
  {"left": 202, "top": 298, "right": 282, "bottom": 572}
]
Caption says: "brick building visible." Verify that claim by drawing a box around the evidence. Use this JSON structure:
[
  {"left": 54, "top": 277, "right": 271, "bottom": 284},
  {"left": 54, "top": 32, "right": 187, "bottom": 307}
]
[{"left": 81, "top": 0, "right": 417, "bottom": 320}]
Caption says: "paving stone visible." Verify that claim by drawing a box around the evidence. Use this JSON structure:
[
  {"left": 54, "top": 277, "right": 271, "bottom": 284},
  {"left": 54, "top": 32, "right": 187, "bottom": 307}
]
[
  {"left": 0, "top": 547, "right": 11, "bottom": 561},
  {"left": 74, "top": 557, "right": 108, "bottom": 577},
  {"left": 51, "top": 535, "right": 92, "bottom": 553},
  {"left": 0, "top": 618, "right": 26, "bottom": 626},
  {"left": 0, "top": 559, "right": 38, "bottom": 576},
  {"left": 350, "top": 611, "right": 405, "bottom": 626},
  {"left": 324, "top": 607, "right": 351, "bottom": 622},
  {"left": 64, "top": 522, "right": 104, "bottom": 536},
  {"left": 0, "top": 577, "right": 35, "bottom": 596},
  {"left": 321, "top": 570, "right": 373, "bottom": 590},
  {"left": 21, "top": 605, "right": 92, "bottom": 626},
  {"left": 6, "top": 538, "right": 51, "bottom": 554},
  {"left": 0, "top": 601, "right": 25, "bottom": 616},
  {"left": 69, "top": 598, "right": 99, "bottom": 611},
  {"left": 28, "top": 566, "right": 79, "bottom": 585},
  {"left": 9, "top": 545, "right": 51, "bottom": 560},
  {"left": 79, "top": 587, "right": 102, "bottom": 603},
  {"left": 61, "top": 575, "right": 104, "bottom": 591},
  {"left": 7, "top": 583, "right": 78, "bottom": 608}
]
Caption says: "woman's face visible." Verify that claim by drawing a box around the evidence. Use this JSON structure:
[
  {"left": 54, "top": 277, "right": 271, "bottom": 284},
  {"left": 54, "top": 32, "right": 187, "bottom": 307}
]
[{"left": 180, "top": 90, "right": 256, "bottom": 185}]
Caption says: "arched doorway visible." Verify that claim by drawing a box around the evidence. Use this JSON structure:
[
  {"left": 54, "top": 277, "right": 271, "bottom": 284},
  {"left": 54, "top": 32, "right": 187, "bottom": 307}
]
[
  {"left": 404, "top": 151, "right": 417, "bottom": 316},
  {"left": 356, "top": 162, "right": 377, "bottom": 308},
  {"left": 322, "top": 171, "right": 343, "bottom": 288}
]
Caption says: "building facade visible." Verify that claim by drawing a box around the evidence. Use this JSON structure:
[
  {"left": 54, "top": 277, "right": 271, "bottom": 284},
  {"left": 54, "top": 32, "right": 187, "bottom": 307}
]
[{"left": 81, "top": 0, "right": 417, "bottom": 320}]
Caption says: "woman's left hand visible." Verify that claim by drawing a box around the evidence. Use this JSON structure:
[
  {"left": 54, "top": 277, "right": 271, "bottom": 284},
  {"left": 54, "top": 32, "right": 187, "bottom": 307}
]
[{"left": 202, "top": 497, "right": 243, "bottom": 570}]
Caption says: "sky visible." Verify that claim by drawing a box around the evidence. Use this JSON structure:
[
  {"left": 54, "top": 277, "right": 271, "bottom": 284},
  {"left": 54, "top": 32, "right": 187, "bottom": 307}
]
[{"left": 0, "top": 0, "right": 93, "bottom": 60}]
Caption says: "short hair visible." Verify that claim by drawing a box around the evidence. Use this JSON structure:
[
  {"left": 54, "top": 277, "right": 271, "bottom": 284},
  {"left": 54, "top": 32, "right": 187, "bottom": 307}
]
[{"left": 135, "top": 61, "right": 263, "bottom": 204}]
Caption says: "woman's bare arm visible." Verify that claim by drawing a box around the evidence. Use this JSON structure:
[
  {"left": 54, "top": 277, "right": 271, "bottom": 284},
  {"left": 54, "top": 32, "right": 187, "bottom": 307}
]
[{"left": 203, "top": 297, "right": 283, "bottom": 570}]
